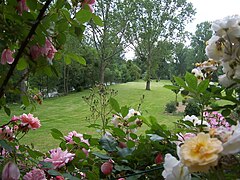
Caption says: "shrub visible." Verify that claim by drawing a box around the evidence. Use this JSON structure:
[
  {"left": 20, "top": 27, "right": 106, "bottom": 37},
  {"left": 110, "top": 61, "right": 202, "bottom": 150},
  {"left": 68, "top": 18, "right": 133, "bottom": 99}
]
[
  {"left": 184, "top": 100, "right": 200, "bottom": 116},
  {"left": 165, "top": 101, "right": 177, "bottom": 113}
]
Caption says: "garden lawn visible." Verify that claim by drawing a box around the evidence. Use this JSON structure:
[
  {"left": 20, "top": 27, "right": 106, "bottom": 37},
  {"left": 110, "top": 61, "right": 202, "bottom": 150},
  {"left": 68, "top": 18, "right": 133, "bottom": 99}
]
[{"left": 1, "top": 80, "right": 182, "bottom": 151}]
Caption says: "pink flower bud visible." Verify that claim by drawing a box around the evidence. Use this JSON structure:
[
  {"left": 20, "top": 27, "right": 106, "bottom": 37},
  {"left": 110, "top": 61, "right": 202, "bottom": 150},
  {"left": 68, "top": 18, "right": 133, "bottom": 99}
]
[
  {"left": 118, "top": 142, "right": 127, "bottom": 148},
  {"left": 55, "top": 176, "right": 65, "bottom": 180},
  {"left": 155, "top": 153, "right": 163, "bottom": 164},
  {"left": 101, "top": 162, "right": 113, "bottom": 175},
  {"left": 1, "top": 49, "right": 14, "bottom": 65},
  {"left": 2, "top": 162, "right": 20, "bottom": 180}
]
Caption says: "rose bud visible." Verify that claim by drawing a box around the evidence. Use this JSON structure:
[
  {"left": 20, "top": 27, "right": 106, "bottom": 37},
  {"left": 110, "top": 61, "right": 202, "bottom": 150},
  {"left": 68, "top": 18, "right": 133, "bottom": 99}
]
[
  {"left": 118, "top": 142, "right": 127, "bottom": 149},
  {"left": 101, "top": 161, "right": 113, "bottom": 175},
  {"left": 2, "top": 162, "right": 20, "bottom": 180},
  {"left": 155, "top": 153, "right": 163, "bottom": 164}
]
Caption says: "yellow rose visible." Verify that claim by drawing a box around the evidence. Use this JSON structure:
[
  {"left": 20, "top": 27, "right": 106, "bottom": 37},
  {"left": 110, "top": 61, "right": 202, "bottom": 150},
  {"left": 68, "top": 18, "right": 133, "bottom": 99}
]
[{"left": 180, "top": 132, "right": 223, "bottom": 172}]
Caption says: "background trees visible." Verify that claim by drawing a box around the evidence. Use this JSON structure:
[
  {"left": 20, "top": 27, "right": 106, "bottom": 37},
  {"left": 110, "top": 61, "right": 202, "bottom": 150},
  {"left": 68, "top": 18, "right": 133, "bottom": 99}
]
[{"left": 124, "top": 0, "right": 196, "bottom": 90}]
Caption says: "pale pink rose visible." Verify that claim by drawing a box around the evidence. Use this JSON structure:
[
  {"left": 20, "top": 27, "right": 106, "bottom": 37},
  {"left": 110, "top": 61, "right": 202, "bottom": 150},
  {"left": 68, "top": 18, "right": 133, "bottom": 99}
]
[
  {"left": 30, "top": 45, "right": 42, "bottom": 60},
  {"left": 23, "top": 168, "right": 46, "bottom": 180},
  {"left": 20, "top": 113, "right": 41, "bottom": 130},
  {"left": 1, "top": 49, "right": 14, "bottom": 65},
  {"left": 41, "top": 38, "right": 57, "bottom": 61},
  {"left": 44, "top": 148, "right": 75, "bottom": 169},
  {"left": 64, "top": 131, "right": 90, "bottom": 157},
  {"left": 2, "top": 162, "right": 20, "bottom": 180},
  {"left": 16, "top": 0, "right": 29, "bottom": 15}
]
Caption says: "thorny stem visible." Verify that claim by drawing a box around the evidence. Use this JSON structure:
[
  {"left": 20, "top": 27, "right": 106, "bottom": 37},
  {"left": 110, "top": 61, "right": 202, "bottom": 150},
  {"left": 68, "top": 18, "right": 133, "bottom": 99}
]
[{"left": 0, "top": 0, "right": 53, "bottom": 98}]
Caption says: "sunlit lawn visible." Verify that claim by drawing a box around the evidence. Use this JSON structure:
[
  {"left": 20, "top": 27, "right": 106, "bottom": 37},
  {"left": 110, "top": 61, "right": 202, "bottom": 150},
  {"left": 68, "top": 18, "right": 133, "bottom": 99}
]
[{"left": 1, "top": 80, "right": 183, "bottom": 151}]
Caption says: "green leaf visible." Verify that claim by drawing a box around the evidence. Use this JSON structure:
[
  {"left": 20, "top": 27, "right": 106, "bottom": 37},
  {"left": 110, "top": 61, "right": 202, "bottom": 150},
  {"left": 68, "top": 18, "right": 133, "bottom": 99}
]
[
  {"left": 89, "top": 138, "right": 99, "bottom": 146},
  {"left": 185, "top": 72, "right": 197, "bottom": 90},
  {"left": 72, "top": 136, "right": 81, "bottom": 143},
  {"left": 109, "top": 97, "right": 120, "bottom": 112},
  {"left": 121, "top": 106, "right": 129, "bottom": 117},
  {"left": 56, "top": 19, "right": 69, "bottom": 32},
  {"left": 22, "top": 95, "right": 30, "bottom": 107},
  {"left": 92, "top": 152, "right": 112, "bottom": 160},
  {"left": 43, "top": 66, "right": 52, "bottom": 76},
  {"left": 0, "top": 140, "right": 13, "bottom": 152},
  {"left": 74, "top": 56, "right": 86, "bottom": 65},
  {"left": 56, "top": 33, "right": 66, "bottom": 45},
  {"left": 4, "top": 106, "right": 11, "bottom": 116},
  {"left": 60, "top": 9, "right": 71, "bottom": 21},
  {"left": 68, "top": 53, "right": 86, "bottom": 65},
  {"left": 130, "top": 133, "right": 138, "bottom": 139},
  {"left": 112, "top": 128, "right": 126, "bottom": 138},
  {"left": 50, "top": 128, "right": 64, "bottom": 140},
  {"left": 126, "top": 140, "right": 135, "bottom": 148},
  {"left": 197, "top": 79, "right": 209, "bottom": 93},
  {"left": 163, "top": 85, "right": 180, "bottom": 91},
  {"left": 64, "top": 55, "right": 71, "bottom": 65},
  {"left": 63, "top": 173, "right": 80, "bottom": 180},
  {"left": 92, "top": 14, "right": 104, "bottom": 26},
  {"left": 56, "top": 0, "right": 65, "bottom": 9},
  {"left": 174, "top": 76, "right": 186, "bottom": 88},
  {"left": 99, "top": 134, "right": 118, "bottom": 152},
  {"left": 26, "top": 1, "right": 37, "bottom": 11},
  {"left": 76, "top": 9, "right": 92, "bottom": 23},
  {"left": 39, "top": 161, "right": 54, "bottom": 169},
  {"left": 48, "top": 170, "right": 62, "bottom": 176},
  {"left": 17, "top": 58, "right": 28, "bottom": 70},
  {"left": 221, "top": 109, "right": 231, "bottom": 117}
]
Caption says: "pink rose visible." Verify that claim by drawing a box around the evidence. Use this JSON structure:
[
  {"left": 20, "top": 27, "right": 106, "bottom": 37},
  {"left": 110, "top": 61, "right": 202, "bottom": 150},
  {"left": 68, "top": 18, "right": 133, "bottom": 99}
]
[
  {"left": 23, "top": 168, "right": 46, "bottom": 180},
  {"left": 1, "top": 49, "right": 14, "bottom": 65},
  {"left": 20, "top": 113, "right": 41, "bottom": 130},
  {"left": 64, "top": 131, "right": 90, "bottom": 157},
  {"left": 16, "top": 0, "right": 29, "bottom": 15},
  {"left": 44, "top": 148, "right": 75, "bottom": 169}
]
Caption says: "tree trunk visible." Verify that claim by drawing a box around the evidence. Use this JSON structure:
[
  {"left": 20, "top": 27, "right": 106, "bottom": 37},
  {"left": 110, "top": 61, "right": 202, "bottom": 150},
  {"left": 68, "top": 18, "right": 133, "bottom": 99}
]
[
  {"left": 146, "top": 80, "right": 151, "bottom": 90},
  {"left": 100, "top": 62, "right": 105, "bottom": 84}
]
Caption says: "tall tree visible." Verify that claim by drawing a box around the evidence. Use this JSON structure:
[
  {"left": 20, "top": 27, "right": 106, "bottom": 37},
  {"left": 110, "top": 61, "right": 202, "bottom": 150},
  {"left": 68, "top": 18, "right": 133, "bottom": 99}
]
[
  {"left": 89, "top": 0, "right": 130, "bottom": 84},
  {"left": 191, "top": 21, "right": 212, "bottom": 62},
  {"left": 125, "top": 0, "right": 195, "bottom": 90}
]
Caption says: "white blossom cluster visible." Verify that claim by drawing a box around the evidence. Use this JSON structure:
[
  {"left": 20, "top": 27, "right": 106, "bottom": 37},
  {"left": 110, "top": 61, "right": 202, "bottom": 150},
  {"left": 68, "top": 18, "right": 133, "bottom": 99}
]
[{"left": 205, "top": 15, "right": 240, "bottom": 87}]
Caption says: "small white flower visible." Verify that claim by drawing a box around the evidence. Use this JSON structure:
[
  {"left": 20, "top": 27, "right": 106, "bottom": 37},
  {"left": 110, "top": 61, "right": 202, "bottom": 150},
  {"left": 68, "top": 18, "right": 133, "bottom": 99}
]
[
  {"left": 205, "top": 35, "right": 225, "bottom": 60},
  {"left": 162, "top": 154, "right": 191, "bottom": 180}
]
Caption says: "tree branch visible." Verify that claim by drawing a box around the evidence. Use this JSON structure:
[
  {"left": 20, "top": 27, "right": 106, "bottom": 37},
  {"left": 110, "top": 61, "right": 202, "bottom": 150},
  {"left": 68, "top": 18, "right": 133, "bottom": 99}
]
[{"left": 0, "top": 0, "right": 53, "bottom": 98}]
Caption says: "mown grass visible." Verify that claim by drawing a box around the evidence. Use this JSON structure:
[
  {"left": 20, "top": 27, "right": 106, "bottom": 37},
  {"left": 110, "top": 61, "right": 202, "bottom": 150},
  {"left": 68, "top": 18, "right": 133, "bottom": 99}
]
[{"left": 1, "top": 80, "right": 183, "bottom": 151}]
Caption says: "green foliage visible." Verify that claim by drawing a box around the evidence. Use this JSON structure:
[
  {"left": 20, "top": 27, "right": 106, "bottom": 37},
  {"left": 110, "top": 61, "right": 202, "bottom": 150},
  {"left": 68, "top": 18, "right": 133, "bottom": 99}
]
[
  {"left": 165, "top": 101, "right": 177, "bottom": 113},
  {"left": 184, "top": 100, "right": 200, "bottom": 116}
]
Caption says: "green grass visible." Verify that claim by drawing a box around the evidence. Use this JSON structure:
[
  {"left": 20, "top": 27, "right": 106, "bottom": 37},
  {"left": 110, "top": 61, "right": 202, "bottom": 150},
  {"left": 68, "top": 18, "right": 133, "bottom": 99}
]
[{"left": 1, "top": 80, "right": 182, "bottom": 151}]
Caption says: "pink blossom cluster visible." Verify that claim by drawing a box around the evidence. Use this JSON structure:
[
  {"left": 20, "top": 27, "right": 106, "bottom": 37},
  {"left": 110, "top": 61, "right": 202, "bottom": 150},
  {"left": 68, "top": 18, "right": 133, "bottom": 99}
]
[
  {"left": 19, "top": 113, "right": 41, "bottom": 130},
  {"left": 1, "top": 49, "right": 15, "bottom": 65},
  {"left": 64, "top": 131, "right": 90, "bottom": 156},
  {"left": 16, "top": 0, "right": 29, "bottom": 15},
  {"left": 81, "top": 0, "right": 96, "bottom": 12},
  {"left": 204, "top": 111, "right": 230, "bottom": 129},
  {"left": 44, "top": 148, "right": 75, "bottom": 169},
  {"left": 30, "top": 38, "right": 57, "bottom": 63},
  {"left": 23, "top": 168, "right": 46, "bottom": 180}
]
